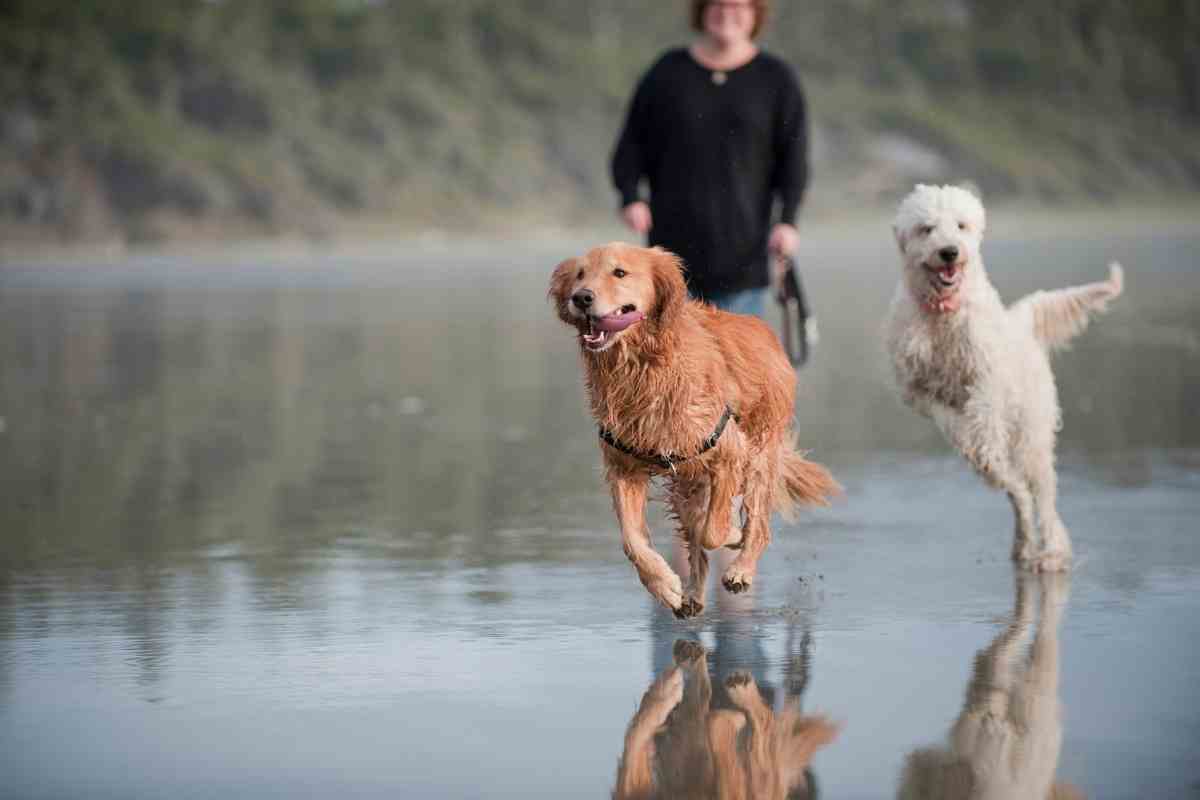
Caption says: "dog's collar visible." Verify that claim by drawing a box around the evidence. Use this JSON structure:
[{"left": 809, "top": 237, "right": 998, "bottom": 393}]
[
  {"left": 599, "top": 406, "right": 739, "bottom": 470},
  {"left": 922, "top": 295, "right": 961, "bottom": 314}
]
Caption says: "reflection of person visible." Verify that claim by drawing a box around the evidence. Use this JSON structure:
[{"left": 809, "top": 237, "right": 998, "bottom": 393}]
[
  {"left": 615, "top": 640, "right": 836, "bottom": 800},
  {"left": 611, "top": 0, "right": 808, "bottom": 317},
  {"left": 898, "top": 572, "right": 1083, "bottom": 800}
]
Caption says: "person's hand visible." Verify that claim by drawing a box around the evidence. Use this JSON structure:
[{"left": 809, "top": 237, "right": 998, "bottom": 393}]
[
  {"left": 621, "top": 201, "right": 653, "bottom": 235},
  {"left": 768, "top": 222, "right": 799, "bottom": 258},
  {"left": 769, "top": 223, "right": 799, "bottom": 281}
]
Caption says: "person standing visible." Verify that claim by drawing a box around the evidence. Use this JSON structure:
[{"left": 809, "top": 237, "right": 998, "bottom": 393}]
[{"left": 611, "top": 0, "right": 808, "bottom": 318}]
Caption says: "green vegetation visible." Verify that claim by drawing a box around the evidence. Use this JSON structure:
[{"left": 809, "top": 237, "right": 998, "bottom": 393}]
[{"left": 1, "top": 0, "right": 1197, "bottom": 243}]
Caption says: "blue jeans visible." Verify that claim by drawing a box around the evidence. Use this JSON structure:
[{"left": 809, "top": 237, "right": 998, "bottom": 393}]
[{"left": 703, "top": 287, "right": 769, "bottom": 319}]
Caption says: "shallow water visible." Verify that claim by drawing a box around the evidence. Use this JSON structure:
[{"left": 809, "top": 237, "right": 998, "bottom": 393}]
[{"left": 1, "top": 224, "right": 1198, "bottom": 799}]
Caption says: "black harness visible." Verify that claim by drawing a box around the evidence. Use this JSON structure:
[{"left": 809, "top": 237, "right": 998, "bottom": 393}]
[{"left": 598, "top": 406, "right": 739, "bottom": 471}]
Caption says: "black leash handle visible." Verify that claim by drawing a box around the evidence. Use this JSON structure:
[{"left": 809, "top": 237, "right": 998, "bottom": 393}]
[{"left": 775, "top": 255, "right": 811, "bottom": 367}]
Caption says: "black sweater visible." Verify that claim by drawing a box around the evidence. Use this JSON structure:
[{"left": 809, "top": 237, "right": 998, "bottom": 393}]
[{"left": 611, "top": 49, "right": 808, "bottom": 299}]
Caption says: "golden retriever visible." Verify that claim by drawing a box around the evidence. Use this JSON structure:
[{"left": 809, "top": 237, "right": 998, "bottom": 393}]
[
  {"left": 549, "top": 243, "right": 838, "bottom": 617},
  {"left": 613, "top": 640, "right": 838, "bottom": 800}
]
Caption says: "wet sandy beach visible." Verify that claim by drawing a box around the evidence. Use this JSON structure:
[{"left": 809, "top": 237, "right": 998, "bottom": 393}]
[{"left": 1, "top": 219, "right": 1198, "bottom": 798}]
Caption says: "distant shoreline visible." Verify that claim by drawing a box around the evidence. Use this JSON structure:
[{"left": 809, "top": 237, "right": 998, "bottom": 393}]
[{"left": 3, "top": 197, "right": 1197, "bottom": 267}]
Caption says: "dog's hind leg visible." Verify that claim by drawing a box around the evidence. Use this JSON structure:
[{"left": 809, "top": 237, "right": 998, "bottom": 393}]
[
  {"left": 722, "top": 445, "right": 779, "bottom": 594},
  {"left": 612, "top": 471, "right": 685, "bottom": 613},
  {"left": 669, "top": 478, "right": 711, "bottom": 618},
  {"left": 699, "top": 462, "right": 740, "bottom": 551},
  {"left": 680, "top": 544, "right": 709, "bottom": 619}
]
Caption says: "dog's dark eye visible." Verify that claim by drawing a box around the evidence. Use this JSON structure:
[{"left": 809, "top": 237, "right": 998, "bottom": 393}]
[
  {"left": 919, "top": 225, "right": 934, "bottom": 236},
  {"left": 577, "top": 269, "right": 584, "bottom": 280},
  {"left": 958, "top": 222, "right": 968, "bottom": 231},
  {"left": 613, "top": 268, "right": 628, "bottom": 278}
]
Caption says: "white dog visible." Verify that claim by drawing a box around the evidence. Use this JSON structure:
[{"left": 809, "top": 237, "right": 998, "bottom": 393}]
[{"left": 885, "top": 184, "right": 1123, "bottom": 571}]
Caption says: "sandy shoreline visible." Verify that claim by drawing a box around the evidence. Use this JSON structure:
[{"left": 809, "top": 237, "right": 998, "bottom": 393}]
[{"left": 2, "top": 198, "right": 1197, "bottom": 267}]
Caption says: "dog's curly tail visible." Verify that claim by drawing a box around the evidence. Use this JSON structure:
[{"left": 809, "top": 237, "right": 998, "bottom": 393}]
[
  {"left": 1014, "top": 262, "right": 1124, "bottom": 352},
  {"left": 775, "top": 444, "right": 841, "bottom": 520}
]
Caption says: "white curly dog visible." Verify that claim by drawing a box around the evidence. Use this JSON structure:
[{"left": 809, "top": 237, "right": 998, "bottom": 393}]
[{"left": 885, "top": 184, "right": 1123, "bottom": 572}]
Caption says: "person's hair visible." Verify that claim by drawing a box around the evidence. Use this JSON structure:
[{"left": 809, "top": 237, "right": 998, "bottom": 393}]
[{"left": 690, "top": 0, "right": 770, "bottom": 39}]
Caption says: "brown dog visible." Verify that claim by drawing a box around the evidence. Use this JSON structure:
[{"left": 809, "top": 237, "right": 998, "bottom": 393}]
[{"left": 549, "top": 243, "right": 838, "bottom": 617}]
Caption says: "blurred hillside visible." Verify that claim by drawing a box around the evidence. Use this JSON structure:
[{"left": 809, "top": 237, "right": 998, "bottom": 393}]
[{"left": 2, "top": 0, "right": 1198, "bottom": 245}]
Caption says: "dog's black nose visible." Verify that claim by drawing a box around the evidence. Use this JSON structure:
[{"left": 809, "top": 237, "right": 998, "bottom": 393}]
[
  {"left": 938, "top": 246, "right": 959, "bottom": 263},
  {"left": 572, "top": 289, "right": 594, "bottom": 309}
]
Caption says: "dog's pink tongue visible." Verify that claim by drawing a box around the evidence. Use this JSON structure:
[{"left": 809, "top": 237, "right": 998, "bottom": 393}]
[{"left": 594, "top": 310, "right": 645, "bottom": 332}]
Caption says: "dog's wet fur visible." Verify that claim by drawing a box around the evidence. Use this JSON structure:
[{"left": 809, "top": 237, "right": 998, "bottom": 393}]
[{"left": 550, "top": 243, "right": 838, "bottom": 616}]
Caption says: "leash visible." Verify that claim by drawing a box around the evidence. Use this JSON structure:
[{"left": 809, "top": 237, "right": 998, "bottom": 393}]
[
  {"left": 599, "top": 406, "right": 739, "bottom": 471},
  {"left": 776, "top": 255, "right": 812, "bottom": 367}
]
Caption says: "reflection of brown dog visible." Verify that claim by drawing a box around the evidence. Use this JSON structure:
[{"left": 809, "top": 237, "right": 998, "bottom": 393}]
[
  {"left": 550, "top": 243, "right": 838, "bottom": 617},
  {"left": 614, "top": 641, "right": 838, "bottom": 800},
  {"left": 898, "top": 573, "right": 1084, "bottom": 800}
]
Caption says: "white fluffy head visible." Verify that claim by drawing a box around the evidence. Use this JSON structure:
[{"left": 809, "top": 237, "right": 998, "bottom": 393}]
[{"left": 892, "top": 184, "right": 987, "bottom": 313}]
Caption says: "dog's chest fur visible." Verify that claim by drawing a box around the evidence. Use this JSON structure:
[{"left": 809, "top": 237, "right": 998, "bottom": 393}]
[
  {"left": 889, "top": 274, "right": 1013, "bottom": 416},
  {"left": 897, "top": 314, "right": 980, "bottom": 412},
  {"left": 583, "top": 331, "right": 730, "bottom": 468}
]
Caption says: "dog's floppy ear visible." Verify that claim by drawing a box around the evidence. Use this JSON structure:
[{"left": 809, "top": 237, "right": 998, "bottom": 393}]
[
  {"left": 548, "top": 257, "right": 577, "bottom": 324},
  {"left": 648, "top": 247, "right": 687, "bottom": 330},
  {"left": 892, "top": 223, "right": 909, "bottom": 255}
]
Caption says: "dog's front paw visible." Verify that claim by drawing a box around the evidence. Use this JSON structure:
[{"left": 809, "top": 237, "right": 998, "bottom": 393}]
[
  {"left": 1024, "top": 549, "right": 1072, "bottom": 573},
  {"left": 722, "top": 563, "right": 756, "bottom": 594},
  {"left": 643, "top": 571, "right": 685, "bottom": 613},
  {"left": 1011, "top": 538, "right": 1036, "bottom": 563},
  {"left": 673, "top": 597, "right": 705, "bottom": 619}
]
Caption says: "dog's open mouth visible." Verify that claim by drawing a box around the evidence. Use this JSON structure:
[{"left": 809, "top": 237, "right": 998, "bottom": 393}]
[
  {"left": 581, "top": 305, "right": 643, "bottom": 351},
  {"left": 928, "top": 263, "right": 963, "bottom": 292}
]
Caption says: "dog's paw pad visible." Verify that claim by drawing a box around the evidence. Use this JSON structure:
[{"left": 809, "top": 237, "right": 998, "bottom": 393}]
[
  {"left": 673, "top": 597, "right": 705, "bottom": 619},
  {"left": 722, "top": 576, "right": 752, "bottom": 594}
]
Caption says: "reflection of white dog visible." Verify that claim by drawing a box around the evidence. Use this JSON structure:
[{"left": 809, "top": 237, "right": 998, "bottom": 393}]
[
  {"left": 898, "top": 573, "right": 1082, "bottom": 800},
  {"left": 885, "top": 185, "right": 1123, "bottom": 571}
]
